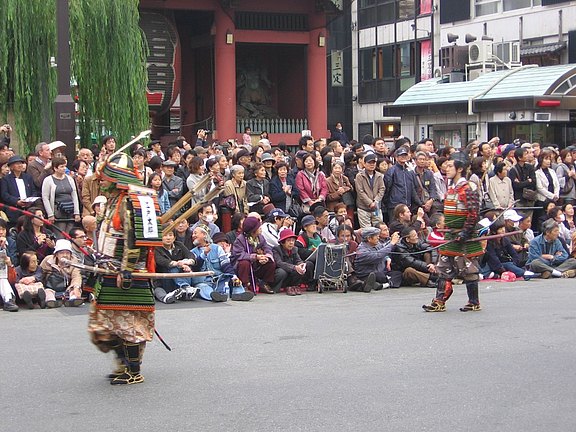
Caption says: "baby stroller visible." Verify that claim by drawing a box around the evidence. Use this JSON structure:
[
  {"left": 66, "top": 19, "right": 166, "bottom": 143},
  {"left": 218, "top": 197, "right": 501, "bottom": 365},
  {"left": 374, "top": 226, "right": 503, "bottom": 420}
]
[{"left": 313, "top": 243, "right": 347, "bottom": 293}]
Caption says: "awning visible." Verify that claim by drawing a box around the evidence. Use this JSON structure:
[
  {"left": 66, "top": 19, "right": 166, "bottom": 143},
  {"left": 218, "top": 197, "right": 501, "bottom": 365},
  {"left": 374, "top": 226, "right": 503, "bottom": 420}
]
[{"left": 520, "top": 42, "right": 566, "bottom": 57}]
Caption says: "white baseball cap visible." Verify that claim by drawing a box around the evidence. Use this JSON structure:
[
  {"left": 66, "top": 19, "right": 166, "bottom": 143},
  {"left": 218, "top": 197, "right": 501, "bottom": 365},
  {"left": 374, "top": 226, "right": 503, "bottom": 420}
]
[{"left": 503, "top": 209, "right": 523, "bottom": 222}]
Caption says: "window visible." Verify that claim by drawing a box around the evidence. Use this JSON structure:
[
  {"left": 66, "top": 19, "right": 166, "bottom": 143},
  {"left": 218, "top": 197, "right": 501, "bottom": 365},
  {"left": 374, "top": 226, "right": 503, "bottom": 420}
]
[
  {"left": 475, "top": 0, "right": 499, "bottom": 16},
  {"left": 398, "top": 0, "right": 415, "bottom": 19},
  {"left": 358, "top": 0, "right": 417, "bottom": 29},
  {"left": 476, "top": 0, "right": 541, "bottom": 16}
]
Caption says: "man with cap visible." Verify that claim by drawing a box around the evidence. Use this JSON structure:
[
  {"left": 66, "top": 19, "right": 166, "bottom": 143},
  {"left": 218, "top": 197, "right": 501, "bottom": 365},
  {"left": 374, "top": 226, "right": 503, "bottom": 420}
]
[
  {"left": 147, "top": 139, "right": 165, "bottom": 160},
  {"left": 355, "top": 152, "right": 386, "bottom": 228},
  {"left": 261, "top": 207, "right": 290, "bottom": 247},
  {"left": 261, "top": 152, "right": 275, "bottom": 180},
  {"left": 423, "top": 153, "right": 485, "bottom": 312},
  {"left": 0, "top": 155, "right": 38, "bottom": 226},
  {"left": 230, "top": 216, "right": 276, "bottom": 293},
  {"left": 383, "top": 145, "right": 422, "bottom": 223},
  {"left": 272, "top": 229, "right": 313, "bottom": 295},
  {"left": 48, "top": 140, "right": 67, "bottom": 159},
  {"left": 161, "top": 159, "right": 184, "bottom": 208},
  {"left": 193, "top": 146, "right": 208, "bottom": 160},
  {"left": 354, "top": 226, "right": 401, "bottom": 291}
]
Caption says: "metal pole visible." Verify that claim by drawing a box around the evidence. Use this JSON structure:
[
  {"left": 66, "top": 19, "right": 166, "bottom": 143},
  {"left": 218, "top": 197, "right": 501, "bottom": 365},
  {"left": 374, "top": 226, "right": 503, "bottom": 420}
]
[{"left": 55, "top": 0, "right": 76, "bottom": 165}]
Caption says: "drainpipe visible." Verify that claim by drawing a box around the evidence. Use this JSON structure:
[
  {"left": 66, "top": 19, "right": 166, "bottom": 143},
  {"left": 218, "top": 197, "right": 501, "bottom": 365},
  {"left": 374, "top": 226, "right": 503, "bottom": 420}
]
[{"left": 467, "top": 64, "right": 538, "bottom": 138}]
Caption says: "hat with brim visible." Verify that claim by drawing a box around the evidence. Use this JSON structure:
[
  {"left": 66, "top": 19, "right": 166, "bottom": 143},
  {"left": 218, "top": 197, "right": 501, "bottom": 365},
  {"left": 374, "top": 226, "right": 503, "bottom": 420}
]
[
  {"left": 48, "top": 141, "right": 67, "bottom": 152},
  {"left": 7, "top": 155, "right": 25, "bottom": 165},
  {"left": 92, "top": 195, "right": 107, "bottom": 207},
  {"left": 261, "top": 153, "right": 274, "bottom": 163},
  {"left": 267, "top": 208, "right": 289, "bottom": 220},
  {"left": 361, "top": 227, "right": 380, "bottom": 240},
  {"left": 147, "top": 140, "right": 161, "bottom": 149},
  {"left": 364, "top": 153, "right": 377, "bottom": 163},
  {"left": 503, "top": 209, "right": 523, "bottom": 222},
  {"left": 242, "top": 216, "right": 262, "bottom": 234},
  {"left": 236, "top": 149, "right": 250, "bottom": 160},
  {"left": 278, "top": 229, "right": 297, "bottom": 243},
  {"left": 395, "top": 146, "right": 409, "bottom": 157},
  {"left": 301, "top": 215, "right": 316, "bottom": 228},
  {"left": 162, "top": 160, "right": 178, "bottom": 167},
  {"left": 54, "top": 239, "right": 72, "bottom": 254}
]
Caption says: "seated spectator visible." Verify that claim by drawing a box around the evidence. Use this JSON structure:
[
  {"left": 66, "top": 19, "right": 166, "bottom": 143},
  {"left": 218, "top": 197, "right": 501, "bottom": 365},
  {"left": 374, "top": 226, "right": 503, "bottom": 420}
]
[
  {"left": 313, "top": 206, "right": 336, "bottom": 243},
  {"left": 190, "top": 225, "right": 253, "bottom": 302},
  {"left": 231, "top": 216, "right": 275, "bottom": 293},
  {"left": 389, "top": 204, "right": 425, "bottom": 236},
  {"left": 191, "top": 203, "right": 221, "bottom": 237},
  {"left": 226, "top": 212, "right": 245, "bottom": 246},
  {"left": 392, "top": 227, "right": 437, "bottom": 287},
  {"left": 328, "top": 203, "right": 351, "bottom": 236},
  {"left": 481, "top": 222, "right": 535, "bottom": 279},
  {"left": 547, "top": 206, "right": 572, "bottom": 250},
  {"left": 426, "top": 212, "right": 445, "bottom": 264},
  {"left": 261, "top": 207, "right": 292, "bottom": 248},
  {"left": 272, "top": 229, "right": 313, "bottom": 295},
  {"left": 296, "top": 215, "right": 322, "bottom": 260},
  {"left": 154, "top": 230, "right": 197, "bottom": 303},
  {"left": 40, "top": 239, "right": 83, "bottom": 307},
  {"left": 527, "top": 219, "right": 576, "bottom": 278},
  {"left": 16, "top": 207, "right": 55, "bottom": 263},
  {"left": 14, "top": 251, "right": 45, "bottom": 309},
  {"left": 173, "top": 218, "right": 193, "bottom": 250},
  {"left": 354, "top": 227, "right": 401, "bottom": 290},
  {"left": 0, "top": 225, "right": 18, "bottom": 311},
  {"left": 82, "top": 215, "right": 98, "bottom": 248},
  {"left": 212, "top": 232, "right": 232, "bottom": 255}
]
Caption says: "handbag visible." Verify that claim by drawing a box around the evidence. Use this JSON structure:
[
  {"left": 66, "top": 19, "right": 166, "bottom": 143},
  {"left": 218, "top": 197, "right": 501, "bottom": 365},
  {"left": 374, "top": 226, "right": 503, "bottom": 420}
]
[
  {"left": 221, "top": 195, "right": 237, "bottom": 211},
  {"left": 56, "top": 200, "right": 75, "bottom": 215},
  {"left": 288, "top": 199, "right": 305, "bottom": 218},
  {"left": 522, "top": 188, "right": 537, "bottom": 201},
  {"left": 341, "top": 191, "right": 355, "bottom": 207}
]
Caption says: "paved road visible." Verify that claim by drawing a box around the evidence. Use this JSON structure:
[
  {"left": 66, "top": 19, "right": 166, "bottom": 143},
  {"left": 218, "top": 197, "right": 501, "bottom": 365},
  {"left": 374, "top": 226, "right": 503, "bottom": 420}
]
[{"left": 1, "top": 278, "right": 575, "bottom": 432}]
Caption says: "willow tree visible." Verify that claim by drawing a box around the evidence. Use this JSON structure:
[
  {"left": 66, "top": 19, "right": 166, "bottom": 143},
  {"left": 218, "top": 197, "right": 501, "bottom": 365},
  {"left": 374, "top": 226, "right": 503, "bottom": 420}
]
[
  {"left": 70, "top": 0, "right": 149, "bottom": 146},
  {"left": 0, "top": 0, "right": 57, "bottom": 153}
]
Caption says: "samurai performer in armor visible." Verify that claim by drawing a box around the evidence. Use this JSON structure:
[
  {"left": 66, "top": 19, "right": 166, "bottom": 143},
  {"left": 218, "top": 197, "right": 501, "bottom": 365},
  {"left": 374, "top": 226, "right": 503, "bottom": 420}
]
[
  {"left": 88, "top": 152, "right": 163, "bottom": 385},
  {"left": 422, "top": 153, "right": 484, "bottom": 312}
]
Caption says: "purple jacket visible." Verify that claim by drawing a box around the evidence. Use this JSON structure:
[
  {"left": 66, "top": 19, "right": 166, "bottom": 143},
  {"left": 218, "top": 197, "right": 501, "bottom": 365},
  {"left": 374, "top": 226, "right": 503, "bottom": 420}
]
[{"left": 230, "top": 233, "right": 274, "bottom": 268}]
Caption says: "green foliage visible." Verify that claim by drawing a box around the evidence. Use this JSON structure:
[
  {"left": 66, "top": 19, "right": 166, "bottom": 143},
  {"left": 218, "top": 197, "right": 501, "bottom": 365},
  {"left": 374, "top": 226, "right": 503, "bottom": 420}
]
[
  {"left": 0, "top": 0, "right": 57, "bottom": 153},
  {"left": 0, "top": 0, "right": 149, "bottom": 153},
  {"left": 70, "top": 0, "right": 150, "bottom": 147}
]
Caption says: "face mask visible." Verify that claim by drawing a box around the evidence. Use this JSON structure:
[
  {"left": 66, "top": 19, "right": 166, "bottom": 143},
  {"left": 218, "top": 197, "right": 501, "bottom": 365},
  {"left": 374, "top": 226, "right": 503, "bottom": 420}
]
[
  {"left": 513, "top": 221, "right": 520, "bottom": 228},
  {"left": 559, "top": 214, "right": 566, "bottom": 222},
  {"left": 203, "top": 214, "right": 214, "bottom": 223}
]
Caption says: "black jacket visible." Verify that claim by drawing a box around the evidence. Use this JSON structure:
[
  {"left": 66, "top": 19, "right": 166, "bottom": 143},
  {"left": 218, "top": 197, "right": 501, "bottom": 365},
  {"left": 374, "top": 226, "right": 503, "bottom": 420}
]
[
  {"left": 154, "top": 240, "right": 194, "bottom": 272},
  {"left": 391, "top": 239, "right": 430, "bottom": 273}
]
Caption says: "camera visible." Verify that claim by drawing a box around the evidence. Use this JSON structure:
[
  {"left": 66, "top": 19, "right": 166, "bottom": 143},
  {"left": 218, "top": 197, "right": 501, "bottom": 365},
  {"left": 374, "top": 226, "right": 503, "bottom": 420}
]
[
  {"left": 204, "top": 130, "right": 212, "bottom": 135},
  {"left": 47, "top": 234, "right": 56, "bottom": 242}
]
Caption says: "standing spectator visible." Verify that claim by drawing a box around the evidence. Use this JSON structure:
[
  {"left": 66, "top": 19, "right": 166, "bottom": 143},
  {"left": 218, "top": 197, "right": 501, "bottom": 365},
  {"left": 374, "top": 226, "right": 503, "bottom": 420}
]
[
  {"left": 413, "top": 151, "right": 440, "bottom": 215},
  {"left": 41, "top": 157, "right": 81, "bottom": 237},
  {"left": 329, "top": 122, "right": 349, "bottom": 146},
  {"left": 488, "top": 162, "right": 515, "bottom": 210},
  {"left": 555, "top": 148, "right": 576, "bottom": 204},
  {"left": 147, "top": 140, "right": 165, "bottom": 160},
  {"left": 295, "top": 153, "right": 327, "bottom": 213},
  {"left": 535, "top": 150, "right": 560, "bottom": 227},
  {"left": 230, "top": 216, "right": 275, "bottom": 294},
  {"left": 326, "top": 160, "right": 353, "bottom": 212},
  {"left": 26, "top": 142, "right": 52, "bottom": 190},
  {"left": 269, "top": 161, "right": 298, "bottom": 214},
  {"left": 161, "top": 160, "right": 184, "bottom": 209},
  {"left": 147, "top": 173, "right": 171, "bottom": 215},
  {"left": 383, "top": 146, "right": 422, "bottom": 222},
  {"left": 133, "top": 148, "right": 152, "bottom": 185},
  {"left": 223, "top": 165, "right": 249, "bottom": 215},
  {"left": 242, "top": 127, "right": 252, "bottom": 147},
  {"left": 355, "top": 153, "right": 385, "bottom": 228},
  {"left": 246, "top": 162, "right": 271, "bottom": 215},
  {"left": 508, "top": 146, "right": 537, "bottom": 214},
  {"left": 186, "top": 156, "right": 209, "bottom": 207},
  {"left": 0, "top": 155, "right": 38, "bottom": 226}
]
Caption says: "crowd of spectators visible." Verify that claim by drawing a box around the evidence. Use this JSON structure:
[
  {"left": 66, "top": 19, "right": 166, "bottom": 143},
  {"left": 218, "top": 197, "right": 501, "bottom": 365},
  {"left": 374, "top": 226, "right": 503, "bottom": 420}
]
[{"left": 1, "top": 123, "right": 576, "bottom": 312}]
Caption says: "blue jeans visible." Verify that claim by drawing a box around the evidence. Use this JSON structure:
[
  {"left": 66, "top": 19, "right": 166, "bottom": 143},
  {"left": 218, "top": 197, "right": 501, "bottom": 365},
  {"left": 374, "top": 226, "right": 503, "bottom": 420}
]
[
  {"left": 502, "top": 261, "right": 527, "bottom": 277},
  {"left": 159, "top": 267, "right": 192, "bottom": 291},
  {"left": 195, "top": 276, "right": 248, "bottom": 301}
]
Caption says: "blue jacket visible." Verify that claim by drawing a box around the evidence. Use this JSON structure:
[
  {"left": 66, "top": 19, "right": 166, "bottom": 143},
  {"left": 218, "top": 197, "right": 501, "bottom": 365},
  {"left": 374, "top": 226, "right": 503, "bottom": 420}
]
[
  {"left": 269, "top": 175, "right": 299, "bottom": 212},
  {"left": 383, "top": 163, "right": 422, "bottom": 210},
  {"left": 527, "top": 233, "right": 568, "bottom": 266},
  {"left": 354, "top": 240, "right": 395, "bottom": 277}
]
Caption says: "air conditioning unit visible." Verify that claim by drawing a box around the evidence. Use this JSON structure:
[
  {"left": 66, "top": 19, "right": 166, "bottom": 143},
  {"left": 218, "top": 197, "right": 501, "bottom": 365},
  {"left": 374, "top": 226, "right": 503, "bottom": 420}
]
[
  {"left": 440, "top": 45, "right": 469, "bottom": 73},
  {"left": 494, "top": 41, "right": 521, "bottom": 64},
  {"left": 534, "top": 112, "right": 551, "bottom": 122},
  {"left": 469, "top": 40, "right": 493, "bottom": 64}
]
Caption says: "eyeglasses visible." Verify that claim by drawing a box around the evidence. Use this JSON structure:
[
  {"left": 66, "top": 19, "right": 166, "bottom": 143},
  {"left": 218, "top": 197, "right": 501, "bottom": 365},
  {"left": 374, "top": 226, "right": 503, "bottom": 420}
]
[{"left": 75, "top": 235, "right": 87, "bottom": 239}]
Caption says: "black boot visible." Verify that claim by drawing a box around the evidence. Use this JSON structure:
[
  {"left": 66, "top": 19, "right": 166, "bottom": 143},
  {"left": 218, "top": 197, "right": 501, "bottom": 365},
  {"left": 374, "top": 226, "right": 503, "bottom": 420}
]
[
  {"left": 21, "top": 292, "right": 34, "bottom": 309},
  {"left": 110, "top": 342, "right": 145, "bottom": 385},
  {"left": 107, "top": 340, "right": 127, "bottom": 380},
  {"left": 461, "top": 281, "right": 481, "bottom": 312}
]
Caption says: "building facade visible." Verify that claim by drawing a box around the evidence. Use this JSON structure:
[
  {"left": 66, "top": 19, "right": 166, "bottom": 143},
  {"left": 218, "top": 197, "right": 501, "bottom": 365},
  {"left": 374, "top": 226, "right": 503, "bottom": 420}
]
[
  {"left": 139, "top": 0, "right": 344, "bottom": 146},
  {"left": 355, "top": 0, "right": 576, "bottom": 147}
]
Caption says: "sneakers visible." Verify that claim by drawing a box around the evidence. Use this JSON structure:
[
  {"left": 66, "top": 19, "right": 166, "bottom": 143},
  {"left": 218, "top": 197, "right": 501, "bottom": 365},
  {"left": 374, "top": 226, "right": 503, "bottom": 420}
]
[
  {"left": 3, "top": 300, "right": 19, "bottom": 312},
  {"left": 231, "top": 291, "right": 254, "bottom": 301},
  {"left": 562, "top": 269, "right": 576, "bottom": 278},
  {"left": 162, "top": 287, "right": 185, "bottom": 304},
  {"left": 183, "top": 286, "right": 199, "bottom": 301},
  {"left": 110, "top": 371, "right": 145, "bottom": 385},
  {"left": 523, "top": 270, "right": 535, "bottom": 280},
  {"left": 210, "top": 291, "right": 228, "bottom": 302},
  {"left": 459, "top": 303, "right": 482, "bottom": 312},
  {"left": 422, "top": 300, "right": 446, "bottom": 312},
  {"left": 363, "top": 272, "right": 376, "bottom": 293}
]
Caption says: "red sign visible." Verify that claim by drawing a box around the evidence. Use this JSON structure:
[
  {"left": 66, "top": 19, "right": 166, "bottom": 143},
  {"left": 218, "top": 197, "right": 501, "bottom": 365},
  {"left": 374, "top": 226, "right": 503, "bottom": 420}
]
[
  {"left": 420, "top": 0, "right": 432, "bottom": 14},
  {"left": 420, "top": 40, "right": 432, "bottom": 81}
]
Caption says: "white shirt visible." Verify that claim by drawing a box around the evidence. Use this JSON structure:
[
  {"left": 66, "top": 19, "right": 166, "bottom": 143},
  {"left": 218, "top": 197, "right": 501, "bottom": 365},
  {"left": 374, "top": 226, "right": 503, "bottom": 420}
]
[{"left": 15, "top": 178, "right": 27, "bottom": 199}]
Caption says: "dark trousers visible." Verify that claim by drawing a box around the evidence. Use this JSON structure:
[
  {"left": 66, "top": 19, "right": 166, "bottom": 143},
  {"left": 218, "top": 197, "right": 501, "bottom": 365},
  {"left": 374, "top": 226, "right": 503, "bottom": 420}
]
[{"left": 236, "top": 259, "right": 275, "bottom": 291}]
